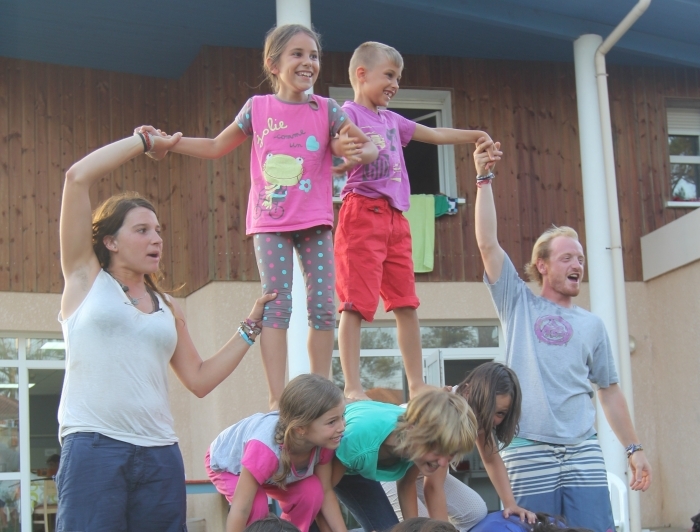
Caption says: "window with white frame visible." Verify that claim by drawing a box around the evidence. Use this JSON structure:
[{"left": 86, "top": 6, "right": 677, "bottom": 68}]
[
  {"left": 328, "top": 88, "right": 458, "bottom": 199},
  {"left": 667, "top": 106, "right": 700, "bottom": 207},
  {"left": 331, "top": 322, "right": 503, "bottom": 401},
  {"left": 0, "top": 334, "right": 65, "bottom": 529}
]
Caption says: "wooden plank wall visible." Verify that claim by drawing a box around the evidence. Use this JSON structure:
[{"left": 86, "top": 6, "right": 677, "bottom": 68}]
[{"left": 0, "top": 49, "right": 698, "bottom": 295}]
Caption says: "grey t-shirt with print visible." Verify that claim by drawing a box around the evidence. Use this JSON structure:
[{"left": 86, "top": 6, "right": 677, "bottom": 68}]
[{"left": 485, "top": 254, "right": 619, "bottom": 445}]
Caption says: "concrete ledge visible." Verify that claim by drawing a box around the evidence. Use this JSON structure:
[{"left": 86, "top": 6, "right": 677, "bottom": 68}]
[{"left": 641, "top": 207, "right": 700, "bottom": 280}]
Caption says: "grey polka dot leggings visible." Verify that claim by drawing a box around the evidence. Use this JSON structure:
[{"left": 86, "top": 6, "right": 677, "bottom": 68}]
[{"left": 254, "top": 227, "right": 336, "bottom": 330}]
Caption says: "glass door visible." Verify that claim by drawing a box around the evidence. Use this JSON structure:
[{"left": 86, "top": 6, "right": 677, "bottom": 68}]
[{"left": 0, "top": 335, "right": 65, "bottom": 531}]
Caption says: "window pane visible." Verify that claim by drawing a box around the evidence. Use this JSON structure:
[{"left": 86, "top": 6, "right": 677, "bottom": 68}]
[
  {"left": 29, "top": 369, "right": 63, "bottom": 478},
  {"left": 668, "top": 135, "right": 699, "bottom": 156},
  {"left": 332, "top": 157, "right": 348, "bottom": 197},
  {"left": 671, "top": 163, "right": 700, "bottom": 201},
  {"left": 0, "top": 479, "right": 20, "bottom": 529},
  {"left": 333, "top": 328, "right": 400, "bottom": 350},
  {"left": 334, "top": 326, "right": 499, "bottom": 349},
  {"left": 421, "top": 326, "right": 499, "bottom": 348},
  {"left": 27, "top": 339, "right": 66, "bottom": 361},
  {"left": 332, "top": 356, "right": 404, "bottom": 393},
  {"left": 0, "top": 339, "right": 18, "bottom": 360},
  {"left": 0, "top": 368, "right": 20, "bottom": 473}
]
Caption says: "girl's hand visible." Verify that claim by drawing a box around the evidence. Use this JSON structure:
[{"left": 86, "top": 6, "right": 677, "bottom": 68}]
[
  {"left": 474, "top": 137, "right": 502, "bottom": 174},
  {"left": 479, "top": 133, "right": 498, "bottom": 162},
  {"left": 502, "top": 505, "right": 536, "bottom": 524},
  {"left": 332, "top": 156, "right": 362, "bottom": 176},
  {"left": 134, "top": 125, "right": 181, "bottom": 161},
  {"left": 336, "top": 123, "right": 364, "bottom": 160}
]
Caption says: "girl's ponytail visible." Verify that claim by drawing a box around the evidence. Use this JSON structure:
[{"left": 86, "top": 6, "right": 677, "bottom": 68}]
[{"left": 271, "top": 374, "right": 343, "bottom": 487}]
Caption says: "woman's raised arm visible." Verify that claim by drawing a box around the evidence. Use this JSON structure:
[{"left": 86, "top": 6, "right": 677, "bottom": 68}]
[{"left": 59, "top": 132, "right": 181, "bottom": 316}]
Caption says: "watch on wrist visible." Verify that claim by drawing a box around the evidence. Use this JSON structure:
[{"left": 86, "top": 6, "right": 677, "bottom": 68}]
[{"left": 625, "top": 443, "right": 643, "bottom": 458}]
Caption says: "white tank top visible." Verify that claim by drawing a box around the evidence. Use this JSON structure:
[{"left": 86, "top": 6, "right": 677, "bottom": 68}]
[{"left": 58, "top": 270, "right": 179, "bottom": 446}]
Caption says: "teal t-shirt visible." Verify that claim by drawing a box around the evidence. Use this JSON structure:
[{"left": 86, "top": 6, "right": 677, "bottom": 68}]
[{"left": 336, "top": 401, "right": 413, "bottom": 482}]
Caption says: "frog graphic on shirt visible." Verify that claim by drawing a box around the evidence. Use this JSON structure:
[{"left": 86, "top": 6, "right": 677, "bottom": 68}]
[{"left": 254, "top": 154, "right": 304, "bottom": 220}]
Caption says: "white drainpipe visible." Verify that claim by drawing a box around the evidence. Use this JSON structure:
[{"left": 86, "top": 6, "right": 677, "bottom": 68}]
[
  {"left": 595, "top": 2, "right": 650, "bottom": 531},
  {"left": 276, "top": 0, "right": 313, "bottom": 379}
]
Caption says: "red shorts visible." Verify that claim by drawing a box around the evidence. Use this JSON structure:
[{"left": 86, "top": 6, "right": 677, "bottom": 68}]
[{"left": 335, "top": 193, "right": 419, "bottom": 322}]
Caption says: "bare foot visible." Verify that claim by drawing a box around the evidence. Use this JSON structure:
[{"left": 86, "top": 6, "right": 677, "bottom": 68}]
[
  {"left": 408, "top": 382, "right": 429, "bottom": 399},
  {"left": 344, "top": 389, "right": 370, "bottom": 403}
]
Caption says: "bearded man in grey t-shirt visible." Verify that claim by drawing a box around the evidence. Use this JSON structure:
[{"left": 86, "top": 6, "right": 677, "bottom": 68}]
[{"left": 472, "top": 138, "right": 651, "bottom": 532}]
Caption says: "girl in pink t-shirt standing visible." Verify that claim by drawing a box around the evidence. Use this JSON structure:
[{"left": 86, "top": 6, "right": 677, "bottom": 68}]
[{"left": 143, "top": 24, "right": 376, "bottom": 409}]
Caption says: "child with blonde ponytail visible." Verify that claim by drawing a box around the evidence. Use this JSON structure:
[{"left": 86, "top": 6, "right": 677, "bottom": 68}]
[{"left": 206, "top": 374, "right": 347, "bottom": 532}]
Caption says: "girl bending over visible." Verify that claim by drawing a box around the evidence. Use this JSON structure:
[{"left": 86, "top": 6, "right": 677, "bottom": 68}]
[{"left": 206, "top": 374, "right": 347, "bottom": 532}]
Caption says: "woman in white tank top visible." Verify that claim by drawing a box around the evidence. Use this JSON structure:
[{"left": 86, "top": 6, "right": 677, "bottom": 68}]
[{"left": 56, "top": 129, "right": 276, "bottom": 532}]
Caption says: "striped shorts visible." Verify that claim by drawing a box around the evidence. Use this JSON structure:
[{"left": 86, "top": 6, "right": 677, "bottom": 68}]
[{"left": 500, "top": 437, "right": 615, "bottom": 532}]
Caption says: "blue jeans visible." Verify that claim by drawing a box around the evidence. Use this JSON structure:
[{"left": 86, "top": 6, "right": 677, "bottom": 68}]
[
  {"left": 56, "top": 432, "right": 186, "bottom": 532},
  {"left": 334, "top": 475, "right": 398, "bottom": 532}
]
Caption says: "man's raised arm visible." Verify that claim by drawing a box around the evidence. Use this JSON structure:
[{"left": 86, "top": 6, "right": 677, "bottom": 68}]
[{"left": 474, "top": 138, "right": 505, "bottom": 283}]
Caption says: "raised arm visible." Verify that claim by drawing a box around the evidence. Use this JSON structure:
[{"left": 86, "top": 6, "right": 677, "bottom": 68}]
[
  {"left": 139, "top": 120, "right": 248, "bottom": 160},
  {"left": 60, "top": 132, "right": 181, "bottom": 318},
  {"left": 168, "top": 292, "right": 277, "bottom": 398},
  {"left": 597, "top": 383, "right": 652, "bottom": 491},
  {"left": 411, "top": 125, "right": 492, "bottom": 146},
  {"left": 474, "top": 137, "right": 506, "bottom": 284}
]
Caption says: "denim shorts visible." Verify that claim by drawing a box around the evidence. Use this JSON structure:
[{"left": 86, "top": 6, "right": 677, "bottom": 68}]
[
  {"left": 333, "top": 474, "right": 398, "bottom": 532},
  {"left": 56, "top": 432, "right": 186, "bottom": 532}
]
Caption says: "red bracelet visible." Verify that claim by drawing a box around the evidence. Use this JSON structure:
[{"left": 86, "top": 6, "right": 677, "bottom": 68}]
[{"left": 143, "top": 131, "right": 154, "bottom": 153}]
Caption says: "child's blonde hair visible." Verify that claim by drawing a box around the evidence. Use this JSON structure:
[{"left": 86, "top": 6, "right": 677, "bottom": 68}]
[
  {"left": 393, "top": 388, "right": 477, "bottom": 467},
  {"left": 272, "top": 374, "right": 343, "bottom": 486},
  {"left": 349, "top": 42, "right": 404, "bottom": 91},
  {"left": 524, "top": 225, "right": 580, "bottom": 286},
  {"left": 263, "top": 24, "right": 322, "bottom": 93}
]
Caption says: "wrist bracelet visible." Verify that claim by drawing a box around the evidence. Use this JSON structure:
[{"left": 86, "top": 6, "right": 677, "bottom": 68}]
[
  {"left": 144, "top": 131, "right": 154, "bottom": 153},
  {"left": 136, "top": 132, "right": 148, "bottom": 153},
  {"left": 238, "top": 326, "right": 254, "bottom": 346},
  {"left": 625, "top": 443, "right": 643, "bottom": 457},
  {"left": 240, "top": 319, "right": 261, "bottom": 339},
  {"left": 242, "top": 318, "right": 262, "bottom": 336},
  {"left": 476, "top": 172, "right": 494, "bottom": 188}
]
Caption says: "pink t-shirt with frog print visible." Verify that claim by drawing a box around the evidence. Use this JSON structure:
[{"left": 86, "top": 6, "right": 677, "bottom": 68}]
[{"left": 236, "top": 94, "right": 348, "bottom": 234}]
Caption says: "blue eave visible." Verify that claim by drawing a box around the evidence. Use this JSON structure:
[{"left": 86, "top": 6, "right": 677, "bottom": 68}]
[{"left": 1, "top": 0, "right": 698, "bottom": 79}]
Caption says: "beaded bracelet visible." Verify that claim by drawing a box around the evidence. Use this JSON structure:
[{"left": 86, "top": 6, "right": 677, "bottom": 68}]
[
  {"left": 143, "top": 131, "right": 154, "bottom": 152},
  {"left": 241, "top": 318, "right": 262, "bottom": 337},
  {"left": 238, "top": 326, "right": 254, "bottom": 346},
  {"left": 476, "top": 172, "right": 495, "bottom": 188}
]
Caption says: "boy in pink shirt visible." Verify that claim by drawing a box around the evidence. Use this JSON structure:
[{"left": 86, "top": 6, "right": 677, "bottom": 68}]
[{"left": 336, "top": 42, "right": 501, "bottom": 400}]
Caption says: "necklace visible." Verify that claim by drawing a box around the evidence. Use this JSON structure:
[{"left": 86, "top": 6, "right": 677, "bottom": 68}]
[{"left": 106, "top": 270, "right": 155, "bottom": 308}]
